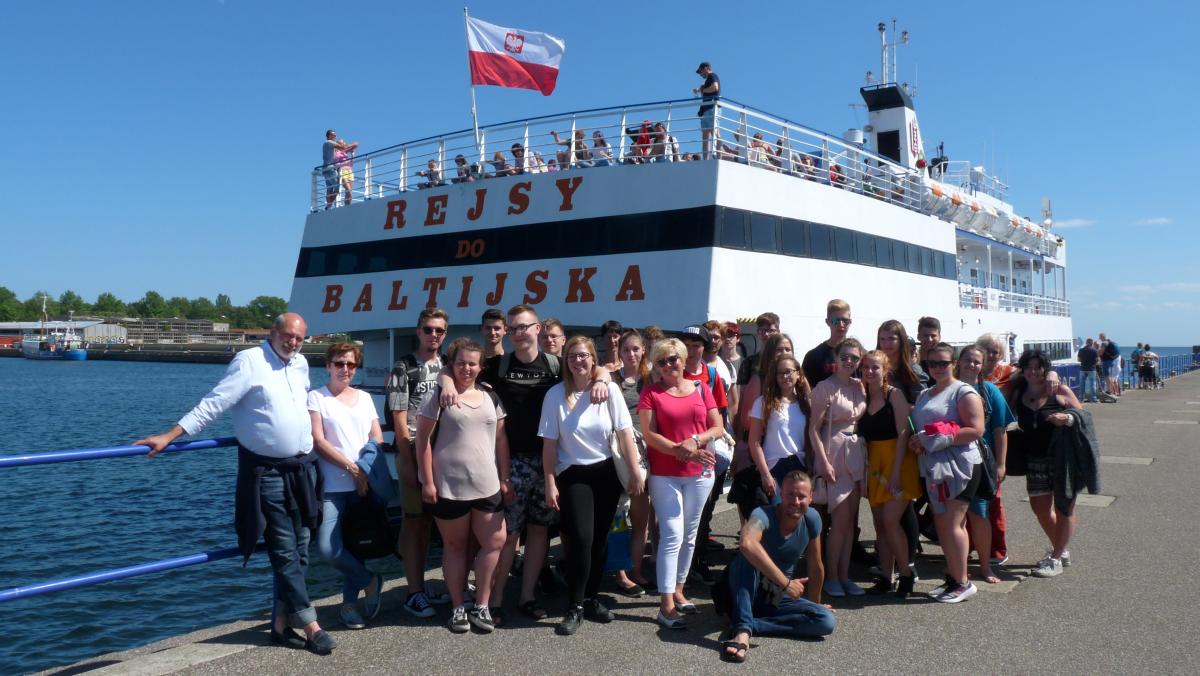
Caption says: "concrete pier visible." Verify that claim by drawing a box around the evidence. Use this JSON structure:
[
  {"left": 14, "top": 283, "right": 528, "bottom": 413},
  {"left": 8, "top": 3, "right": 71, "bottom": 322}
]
[{"left": 47, "top": 373, "right": 1200, "bottom": 675}]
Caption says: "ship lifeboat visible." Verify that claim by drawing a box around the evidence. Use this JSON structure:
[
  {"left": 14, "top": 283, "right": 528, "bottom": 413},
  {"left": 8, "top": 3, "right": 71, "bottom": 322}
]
[
  {"left": 969, "top": 203, "right": 998, "bottom": 232},
  {"left": 925, "top": 181, "right": 950, "bottom": 213}
]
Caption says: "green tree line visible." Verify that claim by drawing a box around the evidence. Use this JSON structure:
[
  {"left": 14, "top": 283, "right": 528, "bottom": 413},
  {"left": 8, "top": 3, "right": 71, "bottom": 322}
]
[{"left": 0, "top": 287, "right": 288, "bottom": 329}]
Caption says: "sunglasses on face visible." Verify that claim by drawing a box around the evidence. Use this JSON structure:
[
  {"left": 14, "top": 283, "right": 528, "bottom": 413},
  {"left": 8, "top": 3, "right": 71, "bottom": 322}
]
[
  {"left": 655, "top": 355, "right": 681, "bottom": 368},
  {"left": 828, "top": 317, "right": 852, "bottom": 326},
  {"left": 927, "top": 359, "right": 953, "bottom": 369},
  {"left": 331, "top": 361, "right": 358, "bottom": 370},
  {"left": 421, "top": 326, "right": 446, "bottom": 336},
  {"left": 838, "top": 354, "right": 861, "bottom": 364}
]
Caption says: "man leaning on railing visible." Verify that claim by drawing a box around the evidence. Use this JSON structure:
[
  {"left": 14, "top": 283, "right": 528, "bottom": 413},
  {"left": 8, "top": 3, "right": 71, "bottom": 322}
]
[{"left": 134, "top": 312, "right": 338, "bottom": 656}]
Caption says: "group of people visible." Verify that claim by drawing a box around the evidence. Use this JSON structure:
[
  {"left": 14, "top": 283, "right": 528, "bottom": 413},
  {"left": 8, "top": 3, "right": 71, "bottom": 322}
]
[
  {"left": 134, "top": 300, "right": 1100, "bottom": 661},
  {"left": 1076, "top": 334, "right": 1162, "bottom": 402}
]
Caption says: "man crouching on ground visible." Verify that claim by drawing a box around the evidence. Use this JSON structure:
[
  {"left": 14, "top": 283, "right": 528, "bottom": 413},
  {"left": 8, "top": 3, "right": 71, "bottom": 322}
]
[{"left": 722, "top": 470, "right": 835, "bottom": 663}]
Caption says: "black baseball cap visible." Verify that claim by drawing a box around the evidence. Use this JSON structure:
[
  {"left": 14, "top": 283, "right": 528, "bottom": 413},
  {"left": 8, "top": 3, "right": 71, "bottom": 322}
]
[
  {"left": 680, "top": 325, "right": 712, "bottom": 346},
  {"left": 696, "top": 61, "right": 711, "bottom": 74}
]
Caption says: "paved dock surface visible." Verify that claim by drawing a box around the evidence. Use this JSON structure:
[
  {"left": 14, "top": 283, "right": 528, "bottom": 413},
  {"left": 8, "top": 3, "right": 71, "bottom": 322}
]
[{"left": 49, "top": 374, "right": 1200, "bottom": 675}]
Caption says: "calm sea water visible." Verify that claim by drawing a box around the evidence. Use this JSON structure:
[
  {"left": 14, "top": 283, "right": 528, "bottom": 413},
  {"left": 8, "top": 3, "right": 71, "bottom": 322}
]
[{"left": 0, "top": 358, "right": 402, "bottom": 674}]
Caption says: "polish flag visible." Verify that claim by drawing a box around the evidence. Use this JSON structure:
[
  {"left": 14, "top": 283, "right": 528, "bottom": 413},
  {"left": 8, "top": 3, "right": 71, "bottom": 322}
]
[{"left": 466, "top": 16, "right": 565, "bottom": 96}]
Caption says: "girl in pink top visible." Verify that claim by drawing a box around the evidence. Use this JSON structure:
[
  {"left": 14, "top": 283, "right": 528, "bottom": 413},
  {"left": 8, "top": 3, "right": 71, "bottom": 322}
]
[{"left": 637, "top": 338, "right": 724, "bottom": 629}]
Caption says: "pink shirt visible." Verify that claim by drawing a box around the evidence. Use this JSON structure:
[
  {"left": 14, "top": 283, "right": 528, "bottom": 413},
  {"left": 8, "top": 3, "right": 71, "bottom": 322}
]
[{"left": 637, "top": 382, "right": 717, "bottom": 477}]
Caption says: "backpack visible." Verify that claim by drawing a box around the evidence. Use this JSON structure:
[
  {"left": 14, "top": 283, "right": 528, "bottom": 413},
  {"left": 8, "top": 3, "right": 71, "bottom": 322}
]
[
  {"left": 342, "top": 497, "right": 399, "bottom": 561},
  {"left": 1102, "top": 342, "right": 1119, "bottom": 360}
]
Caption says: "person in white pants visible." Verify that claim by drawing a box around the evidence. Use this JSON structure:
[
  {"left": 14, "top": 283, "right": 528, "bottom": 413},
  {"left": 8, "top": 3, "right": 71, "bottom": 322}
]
[{"left": 637, "top": 338, "right": 725, "bottom": 629}]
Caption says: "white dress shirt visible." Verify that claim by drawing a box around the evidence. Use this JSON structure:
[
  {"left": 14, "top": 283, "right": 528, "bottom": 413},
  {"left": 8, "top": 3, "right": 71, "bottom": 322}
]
[{"left": 178, "top": 341, "right": 313, "bottom": 458}]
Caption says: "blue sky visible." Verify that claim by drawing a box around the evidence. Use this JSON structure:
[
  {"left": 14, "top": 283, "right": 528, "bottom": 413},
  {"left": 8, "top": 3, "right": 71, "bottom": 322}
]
[{"left": 1, "top": 1, "right": 1195, "bottom": 345}]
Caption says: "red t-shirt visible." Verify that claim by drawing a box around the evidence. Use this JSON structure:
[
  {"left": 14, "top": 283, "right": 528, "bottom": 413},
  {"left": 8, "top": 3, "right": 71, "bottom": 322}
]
[
  {"left": 685, "top": 364, "right": 729, "bottom": 410},
  {"left": 638, "top": 382, "right": 717, "bottom": 477}
]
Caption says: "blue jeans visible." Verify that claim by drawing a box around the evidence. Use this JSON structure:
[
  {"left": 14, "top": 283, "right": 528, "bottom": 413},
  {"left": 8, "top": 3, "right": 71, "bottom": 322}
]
[
  {"left": 728, "top": 558, "right": 837, "bottom": 638},
  {"left": 261, "top": 468, "right": 317, "bottom": 627},
  {"left": 1080, "top": 370, "right": 1098, "bottom": 401},
  {"left": 317, "top": 491, "right": 375, "bottom": 604},
  {"left": 768, "top": 455, "right": 806, "bottom": 506}
]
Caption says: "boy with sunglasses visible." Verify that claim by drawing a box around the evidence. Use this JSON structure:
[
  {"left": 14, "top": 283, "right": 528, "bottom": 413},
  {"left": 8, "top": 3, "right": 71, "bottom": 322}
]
[
  {"left": 802, "top": 299, "right": 852, "bottom": 387},
  {"left": 386, "top": 307, "right": 452, "bottom": 618}
]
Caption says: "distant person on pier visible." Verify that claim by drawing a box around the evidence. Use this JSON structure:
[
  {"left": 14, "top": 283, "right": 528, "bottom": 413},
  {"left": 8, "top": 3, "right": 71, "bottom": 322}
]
[
  {"left": 1139, "top": 345, "right": 1160, "bottom": 388},
  {"left": 309, "top": 342, "right": 386, "bottom": 630},
  {"left": 134, "top": 313, "right": 337, "bottom": 655},
  {"left": 1098, "top": 333, "right": 1120, "bottom": 396},
  {"left": 386, "top": 308, "right": 452, "bottom": 619},
  {"left": 1077, "top": 339, "right": 1100, "bottom": 403},
  {"left": 693, "top": 62, "right": 720, "bottom": 159},
  {"left": 1130, "top": 342, "right": 1145, "bottom": 390}
]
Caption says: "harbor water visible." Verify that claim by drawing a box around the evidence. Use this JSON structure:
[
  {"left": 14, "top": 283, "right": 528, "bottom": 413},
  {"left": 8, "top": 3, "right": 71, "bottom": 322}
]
[
  {"left": 0, "top": 348, "right": 1194, "bottom": 673},
  {"left": 0, "top": 358, "right": 401, "bottom": 674}
]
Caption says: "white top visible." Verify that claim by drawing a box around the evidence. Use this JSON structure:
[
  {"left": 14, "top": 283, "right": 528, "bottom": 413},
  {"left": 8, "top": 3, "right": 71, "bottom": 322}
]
[
  {"left": 538, "top": 382, "right": 631, "bottom": 475},
  {"left": 178, "top": 342, "right": 313, "bottom": 459},
  {"left": 307, "top": 387, "right": 380, "bottom": 493},
  {"left": 711, "top": 358, "right": 734, "bottom": 396},
  {"left": 749, "top": 396, "right": 807, "bottom": 468}
]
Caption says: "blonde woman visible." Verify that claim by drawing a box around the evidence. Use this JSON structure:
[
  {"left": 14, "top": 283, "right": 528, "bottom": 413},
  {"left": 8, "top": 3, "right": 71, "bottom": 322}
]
[
  {"left": 539, "top": 337, "right": 644, "bottom": 635},
  {"left": 638, "top": 338, "right": 724, "bottom": 629}
]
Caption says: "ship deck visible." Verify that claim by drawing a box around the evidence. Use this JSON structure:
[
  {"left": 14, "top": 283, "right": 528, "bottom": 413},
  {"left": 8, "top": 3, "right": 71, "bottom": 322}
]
[{"left": 52, "top": 373, "right": 1200, "bottom": 674}]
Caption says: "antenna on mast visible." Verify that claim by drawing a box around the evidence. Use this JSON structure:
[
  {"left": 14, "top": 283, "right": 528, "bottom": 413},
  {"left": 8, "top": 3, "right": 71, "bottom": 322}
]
[{"left": 876, "top": 20, "right": 910, "bottom": 85}]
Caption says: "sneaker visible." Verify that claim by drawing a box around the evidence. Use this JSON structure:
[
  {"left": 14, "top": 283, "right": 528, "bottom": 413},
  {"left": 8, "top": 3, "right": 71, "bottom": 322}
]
[
  {"left": 556, "top": 605, "right": 584, "bottom": 635},
  {"left": 425, "top": 585, "right": 451, "bottom": 605},
  {"left": 823, "top": 580, "right": 845, "bottom": 598},
  {"left": 927, "top": 575, "right": 955, "bottom": 598},
  {"left": 936, "top": 582, "right": 977, "bottom": 603},
  {"left": 448, "top": 605, "right": 470, "bottom": 633},
  {"left": 468, "top": 605, "right": 495, "bottom": 633},
  {"left": 867, "top": 575, "right": 895, "bottom": 595},
  {"left": 990, "top": 554, "right": 1010, "bottom": 566},
  {"left": 841, "top": 579, "right": 866, "bottom": 596},
  {"left": 404, "top": 591, "right": 436, "bottom": 618},
  {"left": 339, "top": 606, "right": 366, "bottom": 630},
  {"left": 895, "top": 574, "right": 916, "bottom": 600},
  {"left": 1033, "top": 557, "right": 1063, "bottom": 578},
  {"left": 583, "top": 598, "right": 615, "bottom": 623},
  {"left": 655, "top": 610, "right": 687, "bottom": 630},
  {"left": 1061, "top": 550, "right": 1072, "bottom": 567},
  {"left": 363, "top": 573, "right": 384, "bottom": 620}
]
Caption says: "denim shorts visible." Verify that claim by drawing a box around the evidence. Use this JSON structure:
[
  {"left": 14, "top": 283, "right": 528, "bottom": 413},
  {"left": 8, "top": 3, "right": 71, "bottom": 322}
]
[{"left": 323, "top": 168, "right": 339, "bottom": 192}]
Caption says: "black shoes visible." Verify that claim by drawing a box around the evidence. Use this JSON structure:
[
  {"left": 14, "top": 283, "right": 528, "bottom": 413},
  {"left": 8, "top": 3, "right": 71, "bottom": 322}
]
[
  {"left": 269, "top": 627, "right": 305, "bottom": 649},
  {"left": 305, "top": 629, "right": 337, "bottom": 655},
  {"left": 895, "top": 574, "right": 916, "bottom": 600},
  {"left": 556, "top": 605, "right": 584, "bottom": 635},
  {"left": 583, "top": 598, "right": 615, "bottom": 623}
]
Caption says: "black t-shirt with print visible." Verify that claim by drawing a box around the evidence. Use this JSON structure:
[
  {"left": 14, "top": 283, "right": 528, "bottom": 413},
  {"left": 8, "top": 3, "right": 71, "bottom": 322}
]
[
  {"left": 481, "top": 352, "right": 562, "bottom": 457},
  {"left": 802, "top": 341, "right": 837, "bottom": 388}
]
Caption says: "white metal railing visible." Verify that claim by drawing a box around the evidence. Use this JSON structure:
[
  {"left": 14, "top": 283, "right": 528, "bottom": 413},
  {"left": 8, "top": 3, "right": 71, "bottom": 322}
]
[
  {"left": 958, "top": 283, "right": 1071, "bottom": 317},
  {"left": 309, "top": 97, "right": 931, "bottom": 215},
  {"left": 931, "top": 160, "right": 1009, "bottom": 202}
]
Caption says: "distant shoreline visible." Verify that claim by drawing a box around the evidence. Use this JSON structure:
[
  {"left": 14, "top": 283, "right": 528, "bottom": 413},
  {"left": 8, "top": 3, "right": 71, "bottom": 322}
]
[{"left": 0, "top": 343, "right": 328, "bottom": 366}]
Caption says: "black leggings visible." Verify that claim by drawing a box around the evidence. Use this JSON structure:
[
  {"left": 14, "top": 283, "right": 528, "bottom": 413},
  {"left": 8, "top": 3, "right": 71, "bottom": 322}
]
[{"left": 557, "top": 459, "right": 622, "bottom": 605}]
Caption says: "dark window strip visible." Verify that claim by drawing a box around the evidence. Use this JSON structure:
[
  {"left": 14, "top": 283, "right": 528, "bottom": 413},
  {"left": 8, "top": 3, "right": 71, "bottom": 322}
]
[{"left": 294, "top": 205, "right": 958, "bottom": 282}]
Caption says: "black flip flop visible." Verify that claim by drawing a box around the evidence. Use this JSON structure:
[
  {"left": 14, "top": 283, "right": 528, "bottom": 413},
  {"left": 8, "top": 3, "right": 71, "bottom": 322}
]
[
  {"left": 517, "top": 599, "right": 547, "bottom": 620},
  {"left": 721, "top": 640, "right": 748, "bottom": 663}
]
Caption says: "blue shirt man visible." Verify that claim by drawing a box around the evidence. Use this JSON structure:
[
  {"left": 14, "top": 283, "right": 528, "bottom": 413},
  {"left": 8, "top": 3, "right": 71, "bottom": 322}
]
[
  {"left": 134, "top": 312, "right": 336, "bottom": 655},
  {"left": 723, "top": 471, "right": 835, "bottom": 662}
]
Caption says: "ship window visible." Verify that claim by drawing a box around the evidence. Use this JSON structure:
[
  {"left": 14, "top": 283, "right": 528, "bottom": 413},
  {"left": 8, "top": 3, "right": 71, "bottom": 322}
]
[
  {"left": 834, "top": 228, "right": 855, "bottom": 262},
  {"left": 855, "top": 233, "right": 875, "bottom": 266},
  {"left": 922, "top": 248, "right": 934, "bottom": 275},
  {"left": 945, "top": 253, "right": 958, "bottom": 279},
  {"left": 750, "top": 213, "right": 778, "bottom": 253},
  {"left": 336, "top": 252, "right": 358, "bottom": 275},
  {"left": 876, "top": 237, "right": 893, "bottom": 268},
  {"left": 306, "top": 251, "right": 327, "bottom": 276},
  {"left": 810, "top": 223, "right": 833, "bottom": 260},
  {"left": 781, "top": 218, "right": 807, "bottom": 255},
  {"left": 720, "top": 208, "right": 747, "bottom": 248},
  {"left": 367, "top": 255, "right": 389, "bottom": 273},
  {"left": 907, "top": 243, "right": 922, "bottom": 273},
  {"left": 892, "top": 240, "right": 907, "bottom": 271}
]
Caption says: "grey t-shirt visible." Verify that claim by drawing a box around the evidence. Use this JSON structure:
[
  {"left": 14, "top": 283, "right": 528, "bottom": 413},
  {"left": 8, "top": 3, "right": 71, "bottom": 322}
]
[
  {"left": 417, "top": 388, "right": 505, "bottom": 501},
  {"left": 913, "top": 380, "right": 983, "bottom": 477},
  {"left": 322, "top": 139, "right": 337, "bottom": 168},
  {"left": 385, "top": 354, "right": 445, "bottom": 435}
]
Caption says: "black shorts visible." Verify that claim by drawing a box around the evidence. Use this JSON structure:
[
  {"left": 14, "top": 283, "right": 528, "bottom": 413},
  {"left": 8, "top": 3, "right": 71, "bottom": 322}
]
[{"left": 430, "top": 491, "right": 504, "bottom": 521}]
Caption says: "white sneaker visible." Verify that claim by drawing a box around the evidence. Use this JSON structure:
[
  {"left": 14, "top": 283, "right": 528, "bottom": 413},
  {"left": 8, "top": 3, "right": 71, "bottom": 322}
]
[
  {"left": 1033, "top": 557, "right": 1063, "bottom": 578},
  {"left": 927, "top": 575, "right": 955, "bottom": 598},
  {"left": 1061, "top": 550, "right": 1071, "bottom": 567},
  {"left": 936, "top": 582, "right": 977, "bottom": 603}
]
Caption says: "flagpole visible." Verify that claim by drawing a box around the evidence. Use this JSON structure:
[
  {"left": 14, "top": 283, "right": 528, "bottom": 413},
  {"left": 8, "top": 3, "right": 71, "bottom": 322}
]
[{"left": 464, "top": 7, "right": 482, "bottom": 162}]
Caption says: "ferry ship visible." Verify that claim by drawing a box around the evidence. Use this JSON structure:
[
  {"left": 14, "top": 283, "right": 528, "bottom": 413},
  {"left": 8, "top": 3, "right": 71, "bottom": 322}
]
[{"left": 288, "top": 29, "right": 1071, "bottom": 388}]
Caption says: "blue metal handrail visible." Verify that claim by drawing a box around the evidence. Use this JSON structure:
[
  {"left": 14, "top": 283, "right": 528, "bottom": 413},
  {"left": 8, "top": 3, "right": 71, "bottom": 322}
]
[
  {"left": 0, "top": 436, "right": 237, "bottom": 468},
  {"left": 0, "top": 437, "right": 248, "bottom": 603}
]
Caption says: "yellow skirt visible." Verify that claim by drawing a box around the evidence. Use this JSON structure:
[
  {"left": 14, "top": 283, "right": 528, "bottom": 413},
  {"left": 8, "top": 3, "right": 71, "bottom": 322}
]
[{"left": 866, "top": 438, "right": 921, "bottom": 506}]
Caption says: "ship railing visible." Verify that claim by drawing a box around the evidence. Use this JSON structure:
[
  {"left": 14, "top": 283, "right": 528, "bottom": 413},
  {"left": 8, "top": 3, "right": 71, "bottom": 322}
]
[
  {"left": 1055, "top": 353, "right": 1198, "bottom": 397},
  {"left": 957, "top": 283, "right": 1071, "bottom": 317},
  {"left": 308, "top": 97, "right": 929, "bottom": 217},
  {"left": 930, "top": 160, "right": 1009, "bottom": 202},
  {"left": 0, "top": 437, "right": 255, "bottom": 603}
]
